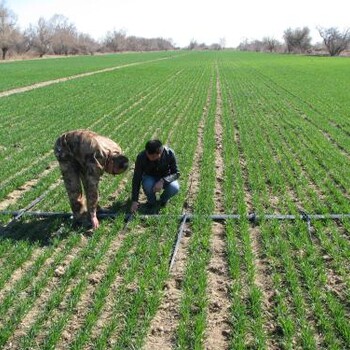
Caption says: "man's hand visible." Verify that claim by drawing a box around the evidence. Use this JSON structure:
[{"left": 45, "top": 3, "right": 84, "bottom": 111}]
[
  {"left": 91, "top": 213, "right": 100, "bottom": 229},
  {"left": 131, "top": 201, "right": 139, "bottom": 213},
  {"left": 153, "top": 179, "right": 164, "bottom": 193}
]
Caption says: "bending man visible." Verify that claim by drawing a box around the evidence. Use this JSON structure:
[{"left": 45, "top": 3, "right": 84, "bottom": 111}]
[
  {"left": 131, "top": 140, "right": 180, "bottom": 213},
  {"left": 54, "top": 130, "right": 128, "bottom": 229}
]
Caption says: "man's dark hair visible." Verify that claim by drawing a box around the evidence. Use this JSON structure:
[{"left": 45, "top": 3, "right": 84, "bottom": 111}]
[
  {"left": 145, "top": 140, "right": 163, "bottom": 155},
  {"left": 114, "top": 155, "right": 129, "bottom": 171}
]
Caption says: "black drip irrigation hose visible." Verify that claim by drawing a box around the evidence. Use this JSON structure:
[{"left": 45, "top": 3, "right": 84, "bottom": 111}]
[
  {"left": 169, "top": 214, "right": 188, "bottom": 270},
  {"left": 2, "top": 209, "right": 349, "bottom": 267},
  {"left": 1, "top": 211, "right": 350, "bottom": 221},
  {"left": 0, "top": 191, "right": 50, "bottom": 235}
]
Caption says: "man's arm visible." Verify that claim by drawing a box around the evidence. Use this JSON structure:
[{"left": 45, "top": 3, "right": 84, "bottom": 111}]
[
  {"left": 131, "top": 154, "right": 143, "bottom": 203},
  {"left": 163, "top": 149, "right": 180, "bottom": 184}
]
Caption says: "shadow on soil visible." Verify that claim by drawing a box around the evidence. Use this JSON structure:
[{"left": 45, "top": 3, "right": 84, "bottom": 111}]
[
  {"left": 0, "top": 216, "right": 72, "bottom": 246},
  {"left": 0, "top": 200, "right": 160, "bottom": 246}
]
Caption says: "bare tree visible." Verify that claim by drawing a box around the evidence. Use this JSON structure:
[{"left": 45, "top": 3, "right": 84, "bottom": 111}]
[
  {"left": 1, "top": 3, "right": 175, "bottom": 58},
  {"left": 76, "top": 33, "right": 99, "bottom": 54},
  {"left": 237, "top": 39, "right": 263, "bottom": 52},
  {"left": 188, "top": 39, "right": 198, "bottom": 50},
  {"left": 318, "top": 27, "right": 350, "bottom": 56},
  {"left": 209, "top": 43, "right": 221, "bottom": 50},
  {"left": 104, "top": 29, "right": 127, "bottom": 52},
  {"left": 262, "top": 37, "right": 280, "bottom": 52},
  {"left": 188, "top": 39, "right": 207, "bottom": 50},
  {"left": 219, "top": 37, "right": 226, "bottom": 49},
  {"left": 25, "top": 17, "right": 53, "bottom": 57},
  {"left": 237, "top": 38, "right": 249, "bottom": 51},
  {"left": 50, "top": 14, "right": 77, "bottom": 55},
  {"left": 150, "top": 37, "right": 174, "bottom": 51},
  {"left": 283, "top": 27, "right": 312, "bottom": 53},
  {"left": 0, "top": 1, "right": 20, "bottom": 59},
  {"left": 125, "top": 35, "right": 140, "bottom": 51},
  {"left": 103, "top": 30, "right": 174, "bottom": 52}
]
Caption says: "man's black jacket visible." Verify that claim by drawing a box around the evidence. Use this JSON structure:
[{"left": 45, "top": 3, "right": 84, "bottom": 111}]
[{"left": 131, "top": 146, "right": 180, "bottom": 202}]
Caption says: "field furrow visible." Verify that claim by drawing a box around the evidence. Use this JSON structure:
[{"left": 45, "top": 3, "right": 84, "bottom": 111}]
[{"left": 0, "top": 51, "right": 349, "bottom": 349}]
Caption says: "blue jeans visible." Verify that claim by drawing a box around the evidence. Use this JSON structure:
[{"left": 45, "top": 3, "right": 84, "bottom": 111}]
[{"left": 142, "top": 175, "right": 180, "bottom": 205}]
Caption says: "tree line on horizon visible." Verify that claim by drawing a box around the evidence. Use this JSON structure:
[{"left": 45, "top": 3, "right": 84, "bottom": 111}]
[
  {"left": 1, "top": 1, "right": 349, "bottom": 60},
  {"left": 0, "top": 2, "right": 176, "bottom": 60},
  {"left": 238, "top": 26, "right": 350, "bottom": 56}
]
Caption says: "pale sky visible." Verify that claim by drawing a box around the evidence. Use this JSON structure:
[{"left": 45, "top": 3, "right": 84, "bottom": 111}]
[{"left": 7, "top": 0, "right": 350, "bottom": 48}]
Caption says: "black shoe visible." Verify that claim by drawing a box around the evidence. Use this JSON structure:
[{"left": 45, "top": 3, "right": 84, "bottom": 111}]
[
  {"left": 72, "top": 218, "right": 92, "bottom": 230},
  {"left": 72, "top": 218, "right": 83, "bottom": 228},
  {"left": 160, "top": 200, "right": 168, "bottom": 207},
  {"left": 144, "top": 201, "right": 157, "bottom": 214},
  {"left": 97, "top": 207, "right": 110, "bottom": 214},
  {"left": 145, "top": 201, "right": 156, "bottom": 207},
  {"left": 72, "top": 213, "right": 91, "bottom": 230}
]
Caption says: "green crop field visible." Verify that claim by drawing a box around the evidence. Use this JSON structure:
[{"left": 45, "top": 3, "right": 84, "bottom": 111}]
[{"left": 0, "top": 51, "right": 349, "bottom": 349}]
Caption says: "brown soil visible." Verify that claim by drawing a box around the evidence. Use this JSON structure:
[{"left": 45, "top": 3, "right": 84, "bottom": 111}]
[
  {"left": 204, "top": 68, "right": 231, "bottom": 350},
  {"left": 143, "top": 75, "right": 214, "bottom": 350}
]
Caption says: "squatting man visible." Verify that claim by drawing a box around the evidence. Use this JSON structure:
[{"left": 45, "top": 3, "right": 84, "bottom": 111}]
[
  {"left": 130, "top": 139, "right": 180, "bottom": 213},
  {"left": 54, "top": 130, "right": 129, "bottom": 229},
  {"left": 54, "top": 131, "right": 180, "bottom": 228}
]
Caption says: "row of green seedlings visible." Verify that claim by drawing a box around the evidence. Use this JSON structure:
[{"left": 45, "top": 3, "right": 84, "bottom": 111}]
[
  {"left": 223, "top": 65, "right": 320, "bottom": 349},
  {"left": 231, "top": 51, "right": 350, "bottom": 134},
  {"left": 223, "top": 63, "right": 348, "bottom": 346},
  {"left": 25, "top": 63, "right": 212, "bottom": 349},
  {"left": 232, "top": 61, "right": 348, "bottom": 348},
  {"left": 220, "top": 57, "right": 294, "bottom": 347},
  {"left": 252, "top": 65, "right": 350, "bottom": 201},
  {"left": 266, "top": 72, "right": 350, "bottom": 158},
  {"left": 0, "top": 51, "right": 178, "bottom": 92},
  {"left": 175, "top": 64, "right": 217, "bottom": 348},
  {"left": 0, "top": 58, "right": 189, "bottom": 344},
  {"left": 0, "top": 54, "right": 205, "bottom": 312},
  {"left": 0, "top": 60, "right": 211, "bottom": 348},
  {"left": 0, "top": 57, "right": 189, "bottom": 285},
  {"left": 1, "top": 53, "right": 193, "bottom": 213},
  {"left": 3, "top": 60, "right": 182, "bottom": 292},
  {"left": 13, "top": 216, "right": 131, "bottom": 350},
  {"left": 256, "top": 54, "right": 350, "bottom": 131},
  {"left": 219, "top": 66, "right": 267, "bottom": 349},
  {"left": 38, "top": 55, "right": 208, "bottom": 213},
  {"left": 252, "top": 72, "right": 349, "bottom": 296},
  {"left": 0, "top": 59, "right": 180, "bottom": 200},
  {"left": 256, "top": 67, "right": 350, "bottom": 214},
  {"left": 249, "top": 74, "right": 349, "bottom": 334},
  {"left": 64, "top": 60, "right": 213, "bottom": 348},
  {"left": 65, "top": 65, "right": 211, "bottom": 349},
  {"left": 68, "top": 58, "right": 214, "bottom": 348},
  {"left": 245, "top": 62, "right": 349, "bottom": 214},
  {"left": 2, "top": 49, "right": 175, "bottom": 171}
]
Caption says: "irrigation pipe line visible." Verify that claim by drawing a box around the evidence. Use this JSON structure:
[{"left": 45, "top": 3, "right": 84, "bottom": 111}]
[
  {"left": 169, "top": 214, "right": 188, "bottom": 271},
  {"left": 1, "top": 211, "right": 350, "bottom": 221},
  {"left": 0, "top": 190, "right": 51, "bottom": 235},
  {"left": 2, "top": 210, "right": 349, "bottom": 266}
]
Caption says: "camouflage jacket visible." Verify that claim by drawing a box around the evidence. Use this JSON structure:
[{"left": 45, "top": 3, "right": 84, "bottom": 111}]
[{"left": 54, "top": 130, "right": 122, "bottom": 214}]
